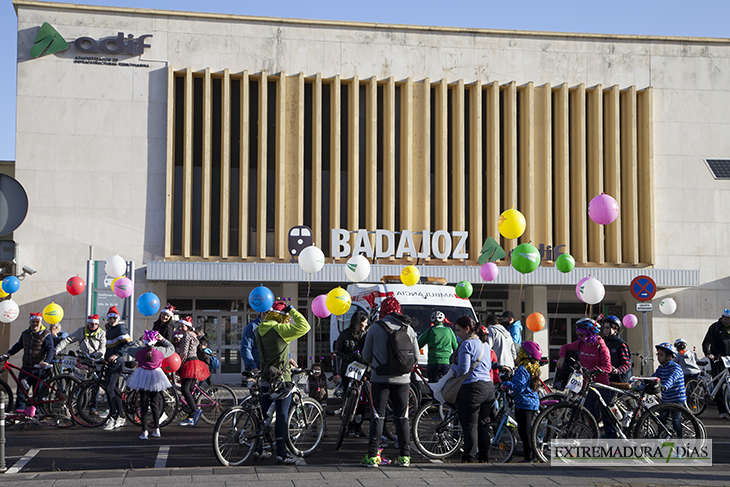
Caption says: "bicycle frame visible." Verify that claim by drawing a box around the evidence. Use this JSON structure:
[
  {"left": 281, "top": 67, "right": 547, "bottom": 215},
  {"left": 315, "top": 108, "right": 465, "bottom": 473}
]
[
  {"left": 701, "top": 364, "right": 729, "bottom": 398},
  {"left": 1, "top": 360, "right": 62, "bottom": 408}
]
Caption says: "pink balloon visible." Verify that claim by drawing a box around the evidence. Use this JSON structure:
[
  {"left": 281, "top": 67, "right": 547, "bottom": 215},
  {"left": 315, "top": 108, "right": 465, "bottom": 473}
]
[
  {"left": 311, "top": 294, "right": 331, "bottom": 319},
  {"left": 113, "top": 277, "right": 133, "bottom": 299},
  {"left": 480, "top": 262, "right": 499, "bottom": 282},
  {"left": 575, "top": 276, "right": 590, "bottom": 302},
  {"left": 588, "top": 193, "right": 619, "bottom": 225},
  {"left": 623, "top": 314, "right": 638, "bottom": 329}
]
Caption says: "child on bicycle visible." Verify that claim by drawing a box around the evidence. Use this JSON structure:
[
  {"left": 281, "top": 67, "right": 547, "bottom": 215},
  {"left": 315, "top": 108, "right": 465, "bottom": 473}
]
[
  {"left": 126, "top": 330, "right": 174, "bottom": 440},
  {"left": 653, "top": 342, "right": 687, "bottom": 436},
  {"left": 673, "top": 338, "right": 701, "bottom": 385},
  {"left": 500, "top": 341, "right": 541, "bottom": 463}
]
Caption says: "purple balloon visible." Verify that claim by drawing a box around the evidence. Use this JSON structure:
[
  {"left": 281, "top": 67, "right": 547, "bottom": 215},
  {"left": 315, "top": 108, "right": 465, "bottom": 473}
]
[
  {"left": 480, "top": 262, "right": 499, "bottom": 282},
  {"left": 575, "top": 276, "right": 590, "bottom": 302},
  {"left": 623, "top": 314, "right": 638, "bottom": 329},
  {"left": 311, "top": 294, "right": 331, "bottom": 319},
  {"left": 588, "top": 193, "right": 619, "bottom": 225},
  {"left": 113, "top": 277, "right": 133, "bottom": 299}
]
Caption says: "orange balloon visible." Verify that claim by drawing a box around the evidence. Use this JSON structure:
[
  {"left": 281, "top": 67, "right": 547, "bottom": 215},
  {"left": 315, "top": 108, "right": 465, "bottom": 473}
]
[{"left": 526, "top": 312, "right": 545, "bottom": 332}]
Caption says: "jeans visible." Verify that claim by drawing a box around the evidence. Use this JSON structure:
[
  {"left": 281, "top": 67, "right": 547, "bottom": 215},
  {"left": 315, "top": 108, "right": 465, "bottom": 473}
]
[
  {"left": 367, "top": 382, "right": 410, "bottom": 458},
  {"left": 659, "top": 404, "right": 684, "bottom": 438},
  {"left": 426, "top": 364, "right": 450, "bottom": 383},
  {"left": 260, "top": 390, "right": 293, "bottom": 458},
  {"left": 456, "top": 380, "right": 494, "bottom": 462},
  {"left": 104, "top": 360, "right": 124, "bottom": 419}
]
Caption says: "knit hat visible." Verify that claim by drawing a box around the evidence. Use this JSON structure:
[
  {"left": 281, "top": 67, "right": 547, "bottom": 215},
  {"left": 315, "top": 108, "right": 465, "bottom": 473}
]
[
  {"left": 161, "top": 303, "right": 175, "bottom": 316},
  {"left": 87, "top": 314, "right": 100, "bottom": 324},
  {"left": 107, "top": 306, "right": 119, "bottom": 318},
  {"left": 29, "top": 312, "right": 42, "bottom": 322},
  {"left": 379, "top": 297, "right": 402, "bottom": 320},
  {"left": 143, "top": 329, "right": 160, "bottom": 346},
  {"left": 179, "top": 316, "right": 194, "bottom": 329}
]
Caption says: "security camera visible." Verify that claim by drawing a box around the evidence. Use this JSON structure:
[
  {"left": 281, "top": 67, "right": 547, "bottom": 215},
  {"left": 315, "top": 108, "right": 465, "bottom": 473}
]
[{"left": 22, "top": 266, "right": 36, "bottom": 275}]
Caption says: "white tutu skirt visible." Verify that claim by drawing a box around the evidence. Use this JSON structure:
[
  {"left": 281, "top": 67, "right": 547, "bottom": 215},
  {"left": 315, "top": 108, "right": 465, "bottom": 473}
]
[{"left": 127, "top": 367, "right": 172, "bottom": 392}]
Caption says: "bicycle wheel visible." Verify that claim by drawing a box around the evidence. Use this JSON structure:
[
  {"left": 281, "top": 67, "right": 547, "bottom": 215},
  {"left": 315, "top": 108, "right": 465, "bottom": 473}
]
[
  {"left": 685, "top": 379, "right": 706, "bottom": 416},
  {"left": 532, "top": 402, "right": 599, "bottom": 463},
  {"left": 212, "top": 406, "right": 259, "bottom": 466},
  {"left": 0, "top": 380, "right": 13, "bottom": 412},
  {"left": 199, "top": 384, "right": 238, "bottom": 425},
  {"left": 633, "top": 403, "right": 705, "bottom": 440},
  {"left": 286, "top": 396, "right": 324, "bottom": 457},
  {"left": 488, "top": 421, "right": 516, "bottom": 463},
  {"left": 335, "top": 387, "right": 359, "bottom": 451},
  {"left": 722, "top": 382, "right": 730, "bottom": 416},
  {"left": 37, "top": 413, "right": 74, "bottom": 428},
  {"left": 39, "top": 374, "right": 80, "bottom": 417},
  {"left": 412, "top": 401, "right": 463, "bottom": 459},
  {"left": 69, "top": 381, "right": 110, "bottom": 428},
  {"left": 125, "top": 387, "right": 179, "bottom": 428}
]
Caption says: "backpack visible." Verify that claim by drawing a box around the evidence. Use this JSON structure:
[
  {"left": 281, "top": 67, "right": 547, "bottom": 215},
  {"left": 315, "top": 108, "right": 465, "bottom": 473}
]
[
  {"left": 209, "top": 355, "right": 220, "bottom": 372},
  {"left": 374, "top": 318, "right": 417, "bottom": 376}
]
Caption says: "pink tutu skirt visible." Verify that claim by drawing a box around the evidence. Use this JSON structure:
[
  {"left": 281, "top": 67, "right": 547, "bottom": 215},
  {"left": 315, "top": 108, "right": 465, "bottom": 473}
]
[
  {"left": 180, "top": 359, "right": 211, "bottom": 381},
  {"left": 127, "top": 367, "right": 172, "bottom": 392}
]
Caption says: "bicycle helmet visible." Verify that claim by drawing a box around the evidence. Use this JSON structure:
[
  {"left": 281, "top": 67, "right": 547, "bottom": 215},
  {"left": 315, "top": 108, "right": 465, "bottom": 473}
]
[
  {"left": 674, "top": 338, "right": 688, "bottom": 351},
  {"left": 431, "top": 311, "right": 445, "bottom": 323},
  {"left": 575, "top": 317, "right": 600, "bottom": 334},
  {"left": 602, "top": 315, "right": 622, "bottom": 331},
  {"left": 521, "top": 341, "right": 542, "bottom": 361},
  {"left": 655, "top": 342, "right": 678, "bottom": 357}
]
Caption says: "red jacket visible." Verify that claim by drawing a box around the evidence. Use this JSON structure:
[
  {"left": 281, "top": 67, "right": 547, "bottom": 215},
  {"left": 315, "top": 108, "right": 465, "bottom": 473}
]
[{"left": 559, "top": 337, "right": 611, "bottom": 385}]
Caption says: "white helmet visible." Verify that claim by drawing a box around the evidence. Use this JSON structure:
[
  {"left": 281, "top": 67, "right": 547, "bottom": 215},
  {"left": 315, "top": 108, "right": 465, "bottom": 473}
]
[{"left": 430, "top": 311, "right": 445, "bottom": 323}]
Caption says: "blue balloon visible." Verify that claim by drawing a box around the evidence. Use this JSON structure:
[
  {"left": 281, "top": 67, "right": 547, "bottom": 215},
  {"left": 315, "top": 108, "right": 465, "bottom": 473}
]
[
  {"left": 2, "top": 276, "right": 19, "bottom": 294},
  {"left": 136, "top": 292, "right": 160, "bottom": 317},
  {"left": 249, "top": 285, "right": 274, "bottom": 313}
]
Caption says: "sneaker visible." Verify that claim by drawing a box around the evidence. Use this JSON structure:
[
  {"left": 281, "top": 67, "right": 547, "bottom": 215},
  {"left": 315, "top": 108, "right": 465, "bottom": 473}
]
[
  {"left": 91, "top": 408, "right": 109, "bottom": 417},
  {"left": 151, "top": 428, "right": 161, "bottom": 438},
  {"left": 115, "top": 417, "right": 127, "bottom": 428},
  {"left": 139, "top": 431, "right": 149, "bottom": 440},
  {"left": 361, "top": 455, "right": 379, "bottom": 468},
  {"left": 720, "top": 413, "right": 729, "bottom": 419},
  {"left": 101, "top": 418, "right": 117, "bottom": 431},
  {"left": 192, "top": 409, "right": 203, "bottom": 426},
  {"left": 253, "top": 450, "right": 272, "bottom": 461},
  {"left": 178, "top": 417, "right": 194, "bottom": 427},
  {"left": 276, "top": 454, "right": 297, "bottom": 465},
  {"left": 394, "top": 456, "right": 410, "bottom": 468}
]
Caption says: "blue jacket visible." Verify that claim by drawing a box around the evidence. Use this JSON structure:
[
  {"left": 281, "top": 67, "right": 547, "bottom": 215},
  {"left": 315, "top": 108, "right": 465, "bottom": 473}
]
[
  {"left": 241, "top": 317, "right": 261, "bottom": 371},
  {"left": 509, "top": 321, "right": 523, "bottom": 346},
  {"left": 502, "top": 365, "right": 539, "bottom": 410},
  {"left": 653, "top": 360, "right": 686, "bottom": 403}
]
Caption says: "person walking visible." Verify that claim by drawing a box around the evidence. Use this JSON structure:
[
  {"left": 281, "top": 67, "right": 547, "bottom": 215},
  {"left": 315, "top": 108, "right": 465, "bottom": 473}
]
[
  {"left": 256, "top": 300, "right": 310, "bottom": 465},
  {"left": 176, "top": 316, "right": 209, "bottom": 426},
  {"left": 702, "top": 309, "right": 730, "bottom": 419},
  {"left": 417, "top": 310, "right": 458, "bottom": 383},
  {"left": 126, "top": 330, "right": 174, "bottom": 440},
  {"left": 102, "top": 305, "right": 131, "bottom": 430},
  {"left": 361, "top": 297, "right": 418, "bottom": 468},
  {"left": 451, "top": 316, "right": 494, "bottom": 463}
]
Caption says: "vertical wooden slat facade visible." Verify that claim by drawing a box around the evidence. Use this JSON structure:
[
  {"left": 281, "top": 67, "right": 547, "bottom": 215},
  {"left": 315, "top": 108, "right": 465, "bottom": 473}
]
[{"left": 166, "top": 70, "right": 654, "bottom": 268}]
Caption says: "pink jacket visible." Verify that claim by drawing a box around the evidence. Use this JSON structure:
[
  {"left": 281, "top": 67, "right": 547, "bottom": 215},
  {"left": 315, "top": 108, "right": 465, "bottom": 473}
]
[{"left": 559, "top": 337, "right": 612, "bottom": 385}]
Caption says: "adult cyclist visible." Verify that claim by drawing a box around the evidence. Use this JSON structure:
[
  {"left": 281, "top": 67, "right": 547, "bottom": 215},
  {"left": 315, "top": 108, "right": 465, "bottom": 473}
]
[{"left": 417, "top": 311, "right": 457, "bottom": 383}]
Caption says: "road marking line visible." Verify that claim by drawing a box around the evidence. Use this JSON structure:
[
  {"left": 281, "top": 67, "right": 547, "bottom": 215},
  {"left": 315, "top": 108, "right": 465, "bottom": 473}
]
[
  {"left": 6, "top": 448, "right": 40, "bottom": 474},
  {"left": 155, "top": 446, "right": 170, "bottom": 468}
]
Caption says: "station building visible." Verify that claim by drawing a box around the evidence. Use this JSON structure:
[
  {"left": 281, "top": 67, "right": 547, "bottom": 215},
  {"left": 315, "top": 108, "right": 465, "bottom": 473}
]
[{"left": 6, "top": 0, "right": 729, "bottom": 383}]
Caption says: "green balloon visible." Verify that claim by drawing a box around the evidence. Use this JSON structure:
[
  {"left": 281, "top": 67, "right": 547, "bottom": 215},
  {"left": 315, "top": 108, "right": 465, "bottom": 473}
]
[
  {"left": 512, "top": 243, "right": 540, "bottom": 274},
  {"left": 556, "top": 253, "right": 575, "bottom": 273},
  {"left": 456, "top": 281, "right": 473, "bottom": 298}
]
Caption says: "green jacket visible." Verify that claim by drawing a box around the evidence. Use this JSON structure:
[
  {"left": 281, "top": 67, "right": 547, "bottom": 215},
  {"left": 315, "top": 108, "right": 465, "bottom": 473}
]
[
  {"left": 417, "top": 324, "right": 458, "bottom": 365},
  {"left": 256, "top": 308, "right": 310, "bottom": 382}
]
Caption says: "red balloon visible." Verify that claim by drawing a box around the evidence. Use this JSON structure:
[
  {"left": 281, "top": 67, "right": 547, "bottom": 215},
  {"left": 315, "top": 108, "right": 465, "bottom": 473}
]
[
  {"left": 161, "top": 352, "right": 181, "bottom": 373},
  {"left": 66, "top": 276, "right": 86, "bottom": 296}
]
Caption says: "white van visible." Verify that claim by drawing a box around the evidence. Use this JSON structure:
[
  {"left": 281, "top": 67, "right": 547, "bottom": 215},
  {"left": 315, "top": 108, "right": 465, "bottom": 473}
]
[{"left": 330, "top": 276, "right": 477, "bottom": 365}]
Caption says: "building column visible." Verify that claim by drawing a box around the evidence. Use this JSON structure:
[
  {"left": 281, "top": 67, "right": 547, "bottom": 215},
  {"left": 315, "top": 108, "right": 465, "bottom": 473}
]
[{"left": 524, "top": 285, "right": 549, "bottom": 376}]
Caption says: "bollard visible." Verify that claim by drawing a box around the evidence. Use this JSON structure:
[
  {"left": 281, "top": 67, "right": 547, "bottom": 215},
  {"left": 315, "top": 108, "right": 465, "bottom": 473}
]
[{"left": 0, "top": 391, "right": 6, "bottom": 472}]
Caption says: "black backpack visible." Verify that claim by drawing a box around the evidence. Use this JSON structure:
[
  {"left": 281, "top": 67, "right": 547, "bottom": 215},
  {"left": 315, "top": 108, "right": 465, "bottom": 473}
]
[{"left": 374, "top": 318, "right": 417, "bottom": 376}]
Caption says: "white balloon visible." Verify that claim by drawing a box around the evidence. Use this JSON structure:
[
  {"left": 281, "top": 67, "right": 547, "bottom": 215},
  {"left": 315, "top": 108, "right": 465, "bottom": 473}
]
[
  {"left": 345, "top": 254, "right": 371, "bottom": 282},
  {"left": 659, "top": 297, "right": 677, "bottom": 315},
  {"left": 578, "top": 277, "right": 605, "bottom": 305},
  {"left": 0, "top": 300, "right": 19, "bottom": 323},
  {"left": 298, "top": 246, "right": 325, "bottom": 274},
  {"left": 105, "top": 255, "right": 127, "bottom": 278}
]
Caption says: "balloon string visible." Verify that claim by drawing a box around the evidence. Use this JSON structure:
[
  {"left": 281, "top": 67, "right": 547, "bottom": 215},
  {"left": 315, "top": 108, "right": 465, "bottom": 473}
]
[
  {"left": 307, "top": 281, "right": 311, "bottom": 299},
  {"left": 477, "top": 283, "right": 484, "bottom": 302}
]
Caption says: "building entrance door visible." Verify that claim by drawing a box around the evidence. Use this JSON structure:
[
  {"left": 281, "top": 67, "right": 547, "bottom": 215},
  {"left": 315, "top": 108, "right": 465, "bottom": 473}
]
[{"left": 194, "top": 312, "right": 248, "bottom": 384}]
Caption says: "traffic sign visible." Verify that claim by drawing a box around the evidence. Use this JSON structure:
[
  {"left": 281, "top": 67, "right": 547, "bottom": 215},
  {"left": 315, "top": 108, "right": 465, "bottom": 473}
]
[
  {"left": 630, "top": 275, "right": 656, "bottom": 302},
  {"left": 636, "top": 303, "right": 653, "bottom": 312}
]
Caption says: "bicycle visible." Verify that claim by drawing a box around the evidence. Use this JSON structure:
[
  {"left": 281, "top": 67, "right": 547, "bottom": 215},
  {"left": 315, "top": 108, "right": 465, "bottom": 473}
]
[
  {"left": 685, "top": 356, "right": 730, "bottom": 417},
  {"left": 67, "top": 357, "right": 134, "bottom": 427},
  {"left": 632, "top": 352, "right": 655, "bottom": 376},
  {"left": 4, "top": 406, "right": 74, "bottom": 429},
  {"left": 212, "top": 369, "right": 324, "bottom": 466},
  {"left": 531, "top": 361, "right": 705, "bottom": 463}
]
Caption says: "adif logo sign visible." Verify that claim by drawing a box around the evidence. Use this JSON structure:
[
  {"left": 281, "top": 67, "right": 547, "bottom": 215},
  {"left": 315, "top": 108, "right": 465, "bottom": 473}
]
[{"left": 30, "top": 22, "right": 152, "bottom": 58}]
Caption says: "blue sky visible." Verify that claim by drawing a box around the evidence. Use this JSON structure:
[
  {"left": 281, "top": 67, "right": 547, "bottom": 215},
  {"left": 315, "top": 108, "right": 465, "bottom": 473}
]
[{"left": 2, "top": 0, "right": 728, "bottom": 161}]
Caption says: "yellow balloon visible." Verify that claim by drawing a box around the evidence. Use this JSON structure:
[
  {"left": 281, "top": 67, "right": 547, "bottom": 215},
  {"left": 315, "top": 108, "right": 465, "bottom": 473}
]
[
  {"left": 0, "top": 289, "right": 7, "bottom": 298},
  {"left": 42, "top": 302, "right": 64, "bottom": 325},
  {"left": 400, "top": 265, "right": 421, "bottom": 286},
  {"left": 111, "top": 276, "right": 122, "bottom": 292},
  {"left": 498, "top": 208, "right": 526, "bottom": 240},
  {"left": 326, "top": 287, "right": 351, "bottom": 316}
]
